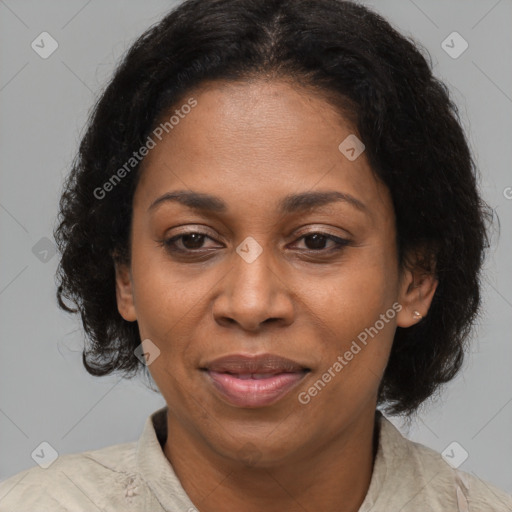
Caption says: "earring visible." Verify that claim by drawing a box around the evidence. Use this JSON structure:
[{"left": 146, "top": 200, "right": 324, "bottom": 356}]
[{"left": 413, "top": 310, "right": 423, "bottom": 319}]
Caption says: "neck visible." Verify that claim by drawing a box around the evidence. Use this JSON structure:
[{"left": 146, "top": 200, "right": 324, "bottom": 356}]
[{"left": 164, "top": 407, "right": 379, "bottom": 512}]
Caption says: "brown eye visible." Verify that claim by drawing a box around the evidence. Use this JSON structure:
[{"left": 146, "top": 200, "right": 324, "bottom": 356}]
[
  {"left": 303, "top": 234, "right": 329, "bottom": 250},
  {"left": 161, "top": 230, "right": 350, "bottom": 257},
  {"left": 180, "top": 233, "right": 207, "bottom": 249},
  {"left": 162, "top": 231, "right": 219, "bottom": 253},
  {"left": 294, "top": 232, "right": 351, "bottom": 252}
]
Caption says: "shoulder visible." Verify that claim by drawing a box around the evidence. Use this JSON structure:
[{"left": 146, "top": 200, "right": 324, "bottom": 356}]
[
  {"left": 0, "top": 441, "right": 144, "bottom": 511},
  {"left": 411, "top": 437, "right": 512, "bottom": 511},
  {"left": 373, "top": 415, "right": 512, "bottom": 512}
]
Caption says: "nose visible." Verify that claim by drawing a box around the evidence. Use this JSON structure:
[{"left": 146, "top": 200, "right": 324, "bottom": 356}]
[{"left": 212, "top": 241, "right": 295, "bottom": 332}]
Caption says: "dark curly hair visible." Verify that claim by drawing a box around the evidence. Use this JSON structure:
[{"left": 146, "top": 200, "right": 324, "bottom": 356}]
[{"left": 54, "top": 0, "right": 493, "bottom": 415}]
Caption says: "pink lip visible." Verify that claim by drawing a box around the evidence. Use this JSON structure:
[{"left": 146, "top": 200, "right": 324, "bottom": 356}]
[
  {"left": 201, "top": 353, "right": 310, "bottom": 408},
  {"left": 205, "top": 370, "right": 308, "bottom": 408}
]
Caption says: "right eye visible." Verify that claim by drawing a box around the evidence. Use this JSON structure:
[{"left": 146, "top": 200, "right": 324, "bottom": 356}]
[{"left": 162, "top": 232, "right": 222, "bottom": 253}]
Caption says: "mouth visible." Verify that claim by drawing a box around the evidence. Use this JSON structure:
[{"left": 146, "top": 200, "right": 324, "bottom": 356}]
[{"left": 200, "top": 354, "right": 311, "bottom": 408}]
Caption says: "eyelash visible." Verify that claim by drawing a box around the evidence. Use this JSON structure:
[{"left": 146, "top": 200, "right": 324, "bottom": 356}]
[{"left": 159, "top": 230, "right": 351, "bottom": 256}]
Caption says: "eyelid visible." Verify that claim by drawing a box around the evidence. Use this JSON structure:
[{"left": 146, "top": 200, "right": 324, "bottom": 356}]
[
  {"left": 164, "top": 225, "right": 221, "bottom": 240},
  {"left": 164, "top": 224, "right": 350, "bottom": 244},
  {"left": 160, "top": 228, "right": 352, "bottom": 256},
  {"left": 162, "top": 230, "right": 222, "bottom": 250},
  {"left": 291, "top": 224, "right": 351, "bottom": 239}
]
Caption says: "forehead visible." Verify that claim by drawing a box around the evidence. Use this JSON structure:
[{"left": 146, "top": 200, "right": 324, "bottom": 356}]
[{"left": 134, "top": 79, "right": 390, "bottom": 220}]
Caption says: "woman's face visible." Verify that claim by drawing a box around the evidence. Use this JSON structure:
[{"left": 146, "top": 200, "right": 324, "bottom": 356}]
[{"left": 115, "top": 79, "right": 430, "bottom": 466}]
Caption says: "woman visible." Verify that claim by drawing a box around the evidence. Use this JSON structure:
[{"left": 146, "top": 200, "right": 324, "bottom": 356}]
[{"left": 1, "top": 0, "right": 510, "bottom": 510}]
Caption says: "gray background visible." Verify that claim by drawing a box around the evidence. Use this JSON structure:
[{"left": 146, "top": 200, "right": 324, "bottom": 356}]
[{"left": 1, "top": 0, "right": 511, "bottom": 495}]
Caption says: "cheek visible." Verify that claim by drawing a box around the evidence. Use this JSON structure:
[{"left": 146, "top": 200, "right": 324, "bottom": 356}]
[
  {"left": 128, "top": 236, "right": 204, "bottom": 336},
  {"left": 129, "top": 253, "right": 225, "bottom": 394},
  {"left": 299, "top": 286, "right": 396, "bottom": 421},
  {"left": 309, "top": 256, "right": 398, "bottom": 345},
  {"left": 299, "top": 243, "right": 398, "bottom": 399}
]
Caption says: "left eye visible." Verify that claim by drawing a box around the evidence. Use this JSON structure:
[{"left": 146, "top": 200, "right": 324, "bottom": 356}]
[
  {"left": 162, "top": 231, "right": 349, "bottom": 253},
  {"left": 293, "top": 232, "right": 349, "bottom": 251}
]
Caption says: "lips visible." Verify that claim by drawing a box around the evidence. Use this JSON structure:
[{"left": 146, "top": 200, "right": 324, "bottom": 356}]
[
  {"left": 204, "top": 354, "right": 308, "bottom": 374},
  {"left": 201, "top": 354, "right": 310, "bottom": 408}
]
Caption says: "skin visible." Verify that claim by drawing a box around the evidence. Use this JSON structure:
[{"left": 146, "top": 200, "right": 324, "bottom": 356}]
[{"left": 115, "top": 79, "right": 438, "bottom": 512}]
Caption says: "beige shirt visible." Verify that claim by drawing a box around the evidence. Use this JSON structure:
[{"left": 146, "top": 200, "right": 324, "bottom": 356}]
[{"left": 1, "top": 407, "right": 511, "bottom": 511}]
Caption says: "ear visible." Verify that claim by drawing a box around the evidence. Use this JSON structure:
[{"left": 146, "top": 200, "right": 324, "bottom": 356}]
[
  {"left": 114, "top": 259, "right": 137, "bottom": 322},
  {"left": 396, "top": 249, "right": 438, "bottom": 328}
]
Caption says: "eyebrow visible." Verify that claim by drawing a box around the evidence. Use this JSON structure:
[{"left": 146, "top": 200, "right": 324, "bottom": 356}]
[{"left": 148, "top": 189, "right": 368, "bottom": 215}]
